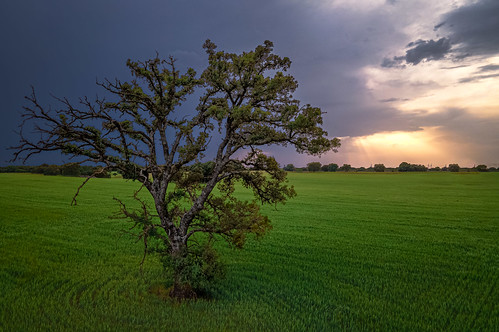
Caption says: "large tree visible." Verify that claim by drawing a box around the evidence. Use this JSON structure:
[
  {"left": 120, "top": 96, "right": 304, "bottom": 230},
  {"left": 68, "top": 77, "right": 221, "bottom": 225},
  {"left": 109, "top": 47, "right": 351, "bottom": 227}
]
[{"left": 13, "top": 40, "right": 339, "bottom": 299}]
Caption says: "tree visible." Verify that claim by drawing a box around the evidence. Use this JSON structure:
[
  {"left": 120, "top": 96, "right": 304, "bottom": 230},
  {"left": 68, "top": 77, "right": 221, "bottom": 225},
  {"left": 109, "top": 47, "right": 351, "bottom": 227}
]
[
  {"left": 339, "top": 164, "right": 351, "bottom": 172},
  {"left": 448, "top": 164, "right": 460, "bottom": 172},
  {"left": 398, "top": 162, "right": 427, "bottom": 172},
  {"left": 283, "top": 164, "right": 296, "bottom": 171},
  {"left": 307, "top": 162, "right": 322, "bottom": 172},
  {"left": 62, "top": 163, "right": 81, "bottom": 177},
  {"left": 327, "top": 163, "right": 339, "bottom": 172},
  {"left": 373, "top": 164, "right": 385, "bottom": 172},
  {"left": 12, "top": 40, "right": 339, "bottom": 299},
  {"left": 475, "top": 164, "right": 487, "bottom": 172}
]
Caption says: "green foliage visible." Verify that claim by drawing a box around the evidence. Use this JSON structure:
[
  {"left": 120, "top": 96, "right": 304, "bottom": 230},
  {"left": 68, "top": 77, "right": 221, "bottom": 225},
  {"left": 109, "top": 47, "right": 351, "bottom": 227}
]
[
  {"left": 398, "top": 162, "right": 428, "bottom": 172},
  {"left": 283, "top": 163, "right": 295, "bottom": 171},
  {"left": 42, "top": 165, "right": 61, "bottom": 176},
  {"left": 373, "top": 163, "right": 385, "bottom": 172},
  {"left": 189, "top": 161, "right": 216, "bottom": 182},
  {"left": 475, "top": 164, "right": 487, "bottom": 172},
  {"left": 160, "top": 242, "right": 226, "bottom": 293},
  {"left": 327, "top": 163, "right": 339, "bottom": 172},
  {"left": 448, "top": 163, "right": 460, "bottom": 172},
  {"left": 338, "top": 163, "right": 352, "bottom": 172},
  {"left": 307, "top": 162, "right": 321, "bottom": 172},
  {"left": 61, "top": 163, "right": 81, "bottom": 177}
]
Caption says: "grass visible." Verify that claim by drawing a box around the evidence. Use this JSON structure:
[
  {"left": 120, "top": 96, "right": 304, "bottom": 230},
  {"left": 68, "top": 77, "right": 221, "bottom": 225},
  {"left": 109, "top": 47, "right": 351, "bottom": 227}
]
[{"left": 0, "top": 172, "right": 498, "bottom": 331}]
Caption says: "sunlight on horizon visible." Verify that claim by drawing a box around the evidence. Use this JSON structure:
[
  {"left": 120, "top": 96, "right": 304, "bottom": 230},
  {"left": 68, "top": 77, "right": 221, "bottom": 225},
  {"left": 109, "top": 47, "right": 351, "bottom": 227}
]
[{"left": 332, "top": 127, "right": 478, "bottom": 168}]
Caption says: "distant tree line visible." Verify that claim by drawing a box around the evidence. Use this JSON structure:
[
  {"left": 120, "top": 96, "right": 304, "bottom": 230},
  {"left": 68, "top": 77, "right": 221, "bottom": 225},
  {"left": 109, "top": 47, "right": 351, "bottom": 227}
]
[
  {"left": 0, "top": 163, "right": 111, "bottom": 177},
  {"left": 1, "top": 161, "right": 496, "bottom": 176},
  {"left": 282, "top": 162, "right": 497, "bottom": 173},
  {"left": 0, "top": 161, "right": 230, "bottom": 179}
]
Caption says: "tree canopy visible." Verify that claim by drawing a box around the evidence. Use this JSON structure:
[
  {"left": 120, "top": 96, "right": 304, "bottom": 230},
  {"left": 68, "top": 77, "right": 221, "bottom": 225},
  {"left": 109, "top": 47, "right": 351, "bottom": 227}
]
[
  {"left": 13, "top": 40, "right": 339, "bottom": 299},
  {"left": 307, "top": 162, "right": 322, "bottom": 172},
  {"left": 398, "top": 162, "right": 427, "bottom": 172},
  {"left": 339, "top": 164, "right": 352, "bottom": 172}
]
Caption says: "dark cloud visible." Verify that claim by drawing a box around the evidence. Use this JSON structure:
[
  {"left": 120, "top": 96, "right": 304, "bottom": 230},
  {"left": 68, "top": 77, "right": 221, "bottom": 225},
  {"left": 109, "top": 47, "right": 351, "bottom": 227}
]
[
  {"left": 405, "top": 38, "right": 451, "bottom": 65},
  {"left": 1, "top": 0, "right": 496, "bottom": 166},
  {"left": 479, "top": 64, "right": 499, "bottom": 72},
  {"left": 382, "top": 38, "right": 451, "bottom": 67},
  {"left": 0, "top": 0, "right": 409, "bottom": 165},
  {"left": 383, "top": 0, "right": 499, "bottom": 67},
  {"left": 443, "top": 0, "right": 499, "bottom": 57},
  {"left": 459, "top": 73, "right": 499, "bottom": 83},
  {"left": 433, "top": 22, "right": 446, "bottom": 31},
  {"left": 379, "top": 98, "right": 410, "bottom": 103},
  {"left": 381, "top": 56, "right": 405, "bottom": 68}
]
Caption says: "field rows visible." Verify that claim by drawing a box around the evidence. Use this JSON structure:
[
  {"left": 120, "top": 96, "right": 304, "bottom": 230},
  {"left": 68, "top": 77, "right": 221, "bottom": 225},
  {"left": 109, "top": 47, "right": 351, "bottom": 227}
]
[{"left": 1, "top": 172, "right": 498, "bottom": 330}]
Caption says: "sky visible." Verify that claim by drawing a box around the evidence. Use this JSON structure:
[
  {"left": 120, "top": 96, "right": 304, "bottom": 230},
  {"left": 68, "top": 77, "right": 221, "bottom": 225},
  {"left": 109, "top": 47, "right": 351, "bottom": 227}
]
[{"left": 1, "top": 0, "right": 498, "bottom": 168}]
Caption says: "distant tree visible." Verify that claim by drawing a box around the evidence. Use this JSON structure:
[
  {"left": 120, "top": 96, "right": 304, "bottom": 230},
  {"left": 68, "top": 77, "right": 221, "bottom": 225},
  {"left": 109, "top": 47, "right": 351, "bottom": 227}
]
[
  {"left": 189, "top": 161, "right": 216, "bottom": 182},
  {"left": 307, "top": 162, "right": 322, "bottom": 172},
  {"left": 373, "top": 164, "right": 385, "bottom": 172},
  {"left": 398, "top": 162, "right": 427, "bottom": 172},
  {"left": 339, "top": 164, "right": 352, "bottom": 172},
  {"left": 12, "top": 40, "right": 339, "bottom": 299},
  {"left": 62, "top": 163, "right": 81, "bottom": 177},
  {"left": 0, "top": 165, "right": 34, "bottom": 173},
  {"left": 42, "top": 165, "right": 61, "bottom": 176},
  {"left": 283, "top": 164, "right": 296, "bottom": 171},
  {"left": 475, "top": 164, "right": 487, "bottom": 172},
  {"left": 320, "top": 164, "right": 329, "bottom": 172},
  {"left": 80, "top": 165, "right": 96, "bottom": 176},
  {"left": 448, "top": 164, "right": 460, "bottom": 172},
  {"left": 488, "top": 167, "right": 497, "bottom": 172},
  {"left": 327, "top": 163, "right": 339, "bottom": 172},
  {"left": 398, "top": 162, "right": 411, "bottom": 172}
]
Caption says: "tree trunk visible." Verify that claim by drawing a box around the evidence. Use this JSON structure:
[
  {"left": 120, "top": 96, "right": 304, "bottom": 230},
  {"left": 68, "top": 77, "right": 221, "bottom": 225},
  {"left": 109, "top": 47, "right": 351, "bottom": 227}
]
[{"left": 168, "top": 238, "right": 197, "bottom": 300}]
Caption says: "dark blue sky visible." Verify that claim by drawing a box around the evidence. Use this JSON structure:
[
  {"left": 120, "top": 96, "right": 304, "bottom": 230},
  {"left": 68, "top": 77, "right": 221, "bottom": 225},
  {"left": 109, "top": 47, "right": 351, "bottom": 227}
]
[{"left": 2, "top": 0, "right": 498, "bottom": 167}]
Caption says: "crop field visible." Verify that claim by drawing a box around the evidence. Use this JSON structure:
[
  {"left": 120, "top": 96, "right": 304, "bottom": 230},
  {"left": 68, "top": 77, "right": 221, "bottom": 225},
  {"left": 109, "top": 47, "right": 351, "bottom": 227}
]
[{"left": 0, "top": 172, "right": 498, "bottom": 331}]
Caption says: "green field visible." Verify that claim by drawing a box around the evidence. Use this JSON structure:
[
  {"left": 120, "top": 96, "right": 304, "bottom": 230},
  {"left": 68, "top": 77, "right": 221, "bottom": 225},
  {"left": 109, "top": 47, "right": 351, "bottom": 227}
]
[{"left": 1, "top": 172, "right": 498, "bottom": 331}]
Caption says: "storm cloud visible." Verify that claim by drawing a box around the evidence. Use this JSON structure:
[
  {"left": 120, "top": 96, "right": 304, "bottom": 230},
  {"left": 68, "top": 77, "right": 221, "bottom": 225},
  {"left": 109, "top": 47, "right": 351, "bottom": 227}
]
[
  {"left": 441, "top": 0, "right": 499, "bottom": 57},
  {"left": 383, "top": 0, "right": 499, "bottom": 67},
  {"left": 382, "top": 38, "right": 451, "bottom": 67},
  {"left": 1, "top": 0, "right": 497, "bottom": 167}
]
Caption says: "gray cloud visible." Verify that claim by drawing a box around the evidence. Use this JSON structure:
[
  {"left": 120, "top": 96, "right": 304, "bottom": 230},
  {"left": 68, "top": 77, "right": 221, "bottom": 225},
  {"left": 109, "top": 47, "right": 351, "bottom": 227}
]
[
  {"left": 379, "top": 98, "right": 410, "bottom": 103},
  {"left": 458, "top": 62, "right": 499, "bottom": 83},
  {"left": 479, "top": 64, "right": 499, "bottom": 72},
  {"left": 442, "top": 0, "right": 499, "bottom": 57},
  {"left": 382, "top": 38, "right": 451, "bottom": 67},
  {"left": 405, "top": 38, "right": 451, "bottom": 65},
  {"left": 433, "top": 22, "right": 445, "bottom": 31},
  {"left": 459, "top": 73, "right": 499, "bottom": 83},
  {"left": 383, "top": 0, "right": 499, "bottom": 67},
  {"left": 1, "top": 0, "right": 497, "bottom": 167}
]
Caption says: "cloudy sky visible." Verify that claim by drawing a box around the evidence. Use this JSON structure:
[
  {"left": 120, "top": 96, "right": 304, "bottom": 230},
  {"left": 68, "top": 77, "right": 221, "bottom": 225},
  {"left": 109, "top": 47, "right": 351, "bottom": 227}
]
[{"left": 1, "top": 0, "right": 498, "bottom": 167}]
